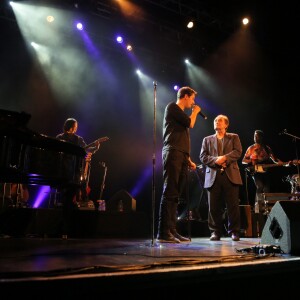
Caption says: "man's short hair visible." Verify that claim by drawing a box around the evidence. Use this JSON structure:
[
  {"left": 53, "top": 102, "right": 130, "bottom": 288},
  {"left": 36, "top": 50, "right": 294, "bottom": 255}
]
[
  {"left": 215, "top": 114, "right": 229, "bottom": 130},
  {"left": 255, "top": 130, "right": 264, "bottom": 137},
  {"left": 177, "top": 86, "right": 197, "bottom": 99},
  {"left": 63, "top": 118, "right": 77, "bottom": 132}
]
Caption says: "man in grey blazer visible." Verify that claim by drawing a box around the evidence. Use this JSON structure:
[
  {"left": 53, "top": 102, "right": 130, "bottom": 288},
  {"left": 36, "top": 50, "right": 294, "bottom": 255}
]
[{"left": 199, "top": 114, "right": 243, "bottom": 241}]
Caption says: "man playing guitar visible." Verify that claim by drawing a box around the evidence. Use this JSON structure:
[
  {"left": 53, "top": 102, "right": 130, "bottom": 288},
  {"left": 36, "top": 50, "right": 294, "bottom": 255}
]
[{"left": 242, "top": 130, "right": 289, "bottom": 209}]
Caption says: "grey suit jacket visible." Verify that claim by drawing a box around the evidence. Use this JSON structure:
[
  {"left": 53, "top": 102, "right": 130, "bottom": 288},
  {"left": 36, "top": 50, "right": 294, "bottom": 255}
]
[{"left": 199, "top": 132, "right": 243, "bottom": 188}]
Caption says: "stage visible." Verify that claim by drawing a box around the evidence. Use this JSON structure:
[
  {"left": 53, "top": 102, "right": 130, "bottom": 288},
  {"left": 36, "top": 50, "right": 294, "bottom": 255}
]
[
  {"left": 1, "top": 236, "right": 300, "bottom": 298},
  {"left": 1, "top": 204, "right": 300, "bottom": 298}
]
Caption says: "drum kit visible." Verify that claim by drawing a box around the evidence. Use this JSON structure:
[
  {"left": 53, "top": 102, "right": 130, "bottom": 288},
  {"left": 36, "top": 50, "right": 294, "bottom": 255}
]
[
  {"left": 248, "top": 171, "right": 300, "bottom": 216},
  {"left": 284, "top": 173, "right": 300, "bottom": 200},
  {"left": 279, "top": 129, "right": 300, "bottom": 200}
]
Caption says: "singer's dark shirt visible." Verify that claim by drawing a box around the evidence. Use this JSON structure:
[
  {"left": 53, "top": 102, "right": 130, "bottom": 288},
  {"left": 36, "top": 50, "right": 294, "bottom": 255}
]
[{"left": 162, "top": 102, "right": 191, "bottom": 155}]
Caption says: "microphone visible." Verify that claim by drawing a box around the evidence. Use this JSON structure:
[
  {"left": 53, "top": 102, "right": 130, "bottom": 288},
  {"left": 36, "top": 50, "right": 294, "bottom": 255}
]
[
  {"left": 279, "top": 129, "right": 287, "bottom": 135},
  {"left": 198, "top": 111, "right": 208, "bottom": 120},
  {"left": 193, "top": 104, "right": 207, "bottom": 119}
]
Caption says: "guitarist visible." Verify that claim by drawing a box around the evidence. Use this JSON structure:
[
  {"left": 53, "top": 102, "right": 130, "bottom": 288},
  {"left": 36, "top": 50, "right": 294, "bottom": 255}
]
[{"left": 242, "top": 130, "right": 284, "bottom": 209}]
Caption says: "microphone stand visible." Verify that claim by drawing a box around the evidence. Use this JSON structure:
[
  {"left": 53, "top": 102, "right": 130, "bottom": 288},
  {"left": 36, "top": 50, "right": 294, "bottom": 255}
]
[
  {"left": 244, "top": 167, "right": 250, "bottom": 205},
  {"left": 151, "top": 81, "right": 157, "bottom": 246},
  {"left": 95, "top": 162, "right": 107, "bottom": 211},
  {"left": 280, "top": 130, "right": 300, "bottom": 180},
  {"left": 99, "top": 162, "right": 107, "bottom": 201},
  {"left": 280, "top": 130, "right": 300, "bottom": 141},
  {"left": 186, "top": 169, "right": 191, "bottom": 240}
]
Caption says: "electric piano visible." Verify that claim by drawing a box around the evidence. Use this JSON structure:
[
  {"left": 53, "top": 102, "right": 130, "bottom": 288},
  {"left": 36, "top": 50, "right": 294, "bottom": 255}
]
[{"left": 0, "top": 109, "right": 86, "bottom": 187}]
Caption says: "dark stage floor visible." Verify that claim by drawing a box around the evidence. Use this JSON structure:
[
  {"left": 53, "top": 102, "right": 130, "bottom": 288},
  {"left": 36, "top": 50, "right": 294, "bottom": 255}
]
[{"left": 1, "top": 235, "right": 300, "bottom": 298}]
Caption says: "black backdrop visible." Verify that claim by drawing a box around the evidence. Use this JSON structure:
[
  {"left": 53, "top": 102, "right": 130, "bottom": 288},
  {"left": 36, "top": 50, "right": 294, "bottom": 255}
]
[{"left": 0, "top": 1, "right": 299, "bottom": 218}]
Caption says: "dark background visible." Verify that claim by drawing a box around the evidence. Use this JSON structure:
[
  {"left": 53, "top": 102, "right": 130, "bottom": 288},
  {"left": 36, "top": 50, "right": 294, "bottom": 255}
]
[{"left": 0, "top": 0, "right": 299, "bottom": 217}]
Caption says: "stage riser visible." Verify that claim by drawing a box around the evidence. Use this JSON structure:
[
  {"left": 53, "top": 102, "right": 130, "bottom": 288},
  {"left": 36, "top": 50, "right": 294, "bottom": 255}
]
[
  {"left": 0, "top": 208, "right": 150, "bottom": 238},
  {"left": 177, "top": 205, "right": 255, "bottom": 238},
  {"left": 0, "top": 206, "right": 273, "bottom": 238}
]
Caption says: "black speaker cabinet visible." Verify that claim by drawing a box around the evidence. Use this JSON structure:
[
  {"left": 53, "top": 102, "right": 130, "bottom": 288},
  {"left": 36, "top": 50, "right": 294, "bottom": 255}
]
[
  {"left": 240, "top": 205, "right": 252, "bottom": 237},
  {"left": 107, "top": 190, "right": 136, "bottom": 212},
  {"left": 260, "top": 201, "right": 300, "bottom": 254}
]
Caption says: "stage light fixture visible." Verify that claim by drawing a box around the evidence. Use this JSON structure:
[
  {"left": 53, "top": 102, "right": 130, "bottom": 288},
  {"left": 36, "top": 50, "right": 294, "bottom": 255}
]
[
  {"left": 76, "top": 22, "right": 83, "bottom": 30},
  {"left": 242, "top": 17, "right": 249, "bottom": 25},
  {"left": 116, "top": 36, "right": 123, "bottom": 43},
  {"left": 187, "top": 21, "right": 194, "bottom": 28},
  {"left": 46, "top": 15, "right": 54, "bottom": 23},
  {"left": 126, "top": 44, "right": 133, "bottom": 51}
]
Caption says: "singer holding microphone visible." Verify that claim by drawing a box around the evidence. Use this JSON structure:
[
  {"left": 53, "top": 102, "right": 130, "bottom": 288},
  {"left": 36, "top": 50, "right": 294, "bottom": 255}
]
[
  {"left": 199, "top": 114, "right": 243, "bottom": 241},
  {"left": 156, "top": 86, "right": 203, "bottom": 243}
]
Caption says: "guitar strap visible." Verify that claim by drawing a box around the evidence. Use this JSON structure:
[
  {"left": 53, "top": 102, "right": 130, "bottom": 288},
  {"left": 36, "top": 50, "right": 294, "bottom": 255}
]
[{"left": 264, "top": 144, "right": 270, "bottom": 156}]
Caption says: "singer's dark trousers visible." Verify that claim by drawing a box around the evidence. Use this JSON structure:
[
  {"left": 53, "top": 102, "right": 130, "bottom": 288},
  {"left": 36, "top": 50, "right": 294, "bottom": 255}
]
[
  {"left": 206, "top": 170, "right": 240, "bottom": 236},
  {"left": 157, "top": 149, "right": 188, "bottom": 236}
]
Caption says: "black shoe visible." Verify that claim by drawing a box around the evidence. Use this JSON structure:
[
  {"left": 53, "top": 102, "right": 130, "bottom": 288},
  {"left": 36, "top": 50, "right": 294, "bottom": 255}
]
[
  {"left": 210, "top": 232, "right": 221, "bottom": 241},
  {"left": 156, "top": 233, "right": 180, "bottom": 243},
  {"left": 172, "top": 231, "right": 190, "bottom": 242},
  {"left": 231, "top": 233, "right": 240, "bottom": 241}
]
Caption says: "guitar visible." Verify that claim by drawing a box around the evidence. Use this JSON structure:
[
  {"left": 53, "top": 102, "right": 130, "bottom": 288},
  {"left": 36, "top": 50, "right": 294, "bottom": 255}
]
[
  {"left": 246, "top": 159, "right": 300, "bottom": 174},
  {"left": 79, "top": 136, "right": 110, "bottom": 202},
  {"left": 83, "top": 136, "right": 109, "bottom": 180},
  {"left": 84, "top": 136, "right": 109, "bottom": 151}
]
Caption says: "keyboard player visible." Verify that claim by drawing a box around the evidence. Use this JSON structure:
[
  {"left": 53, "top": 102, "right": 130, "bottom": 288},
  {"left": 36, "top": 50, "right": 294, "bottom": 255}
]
[{"left": 56, "top": 118, "right": 100, "bottom": 239}]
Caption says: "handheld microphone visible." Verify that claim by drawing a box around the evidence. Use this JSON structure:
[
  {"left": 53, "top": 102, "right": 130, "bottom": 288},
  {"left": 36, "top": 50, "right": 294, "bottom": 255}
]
[
  {"left": 193, "top": 104, "right": 207, "bottom": 119},
  {"left": 198, "top": 111, "right": 207, "bottom": 120}
]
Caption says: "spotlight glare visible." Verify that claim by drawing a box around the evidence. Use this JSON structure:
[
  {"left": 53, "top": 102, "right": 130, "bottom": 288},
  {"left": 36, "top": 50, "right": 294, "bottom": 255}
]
[
  {"left": 242, "top": 17, "right": 249, "bottom": 25},
  {"left": 31, "top": 42, "right": 37, "bottom": 48},
  {"left": 126, "top": 44, "right": 133, "bottom": 51},
  {"left": 185, "top": 58, "right": 190, "bottom": 64},
  {"left": 76, "top": 22, "right": 83, "bottom": 30},
  {"left": 47, "top": 15, "right": 54, "bottom": 23},
  {"left": 187, "top": 21, "right": 194, "bottom": 28},
  {"left": 174, "top": 85, "right": 180, "bottom": 91},
  {"left": 116, "top": 36, "right": 123, "bottom": 43}
]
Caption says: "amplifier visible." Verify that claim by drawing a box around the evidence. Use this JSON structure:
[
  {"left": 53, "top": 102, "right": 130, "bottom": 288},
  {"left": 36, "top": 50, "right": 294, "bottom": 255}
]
[
  {"left": 255, "top": 193, "right": 300, "bottom": 215},
  {"left": 261, "top": 193, "right": 296, "bottom": 200},
  {"left": 239, "top": 205, "right": 252, "bottom": 237}
]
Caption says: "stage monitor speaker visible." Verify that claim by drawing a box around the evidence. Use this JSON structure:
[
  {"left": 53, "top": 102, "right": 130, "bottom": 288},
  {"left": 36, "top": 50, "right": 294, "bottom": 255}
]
[
  {"left": 107, "top": 189, "right": 136, "bottom": 212},
  {"left": 260, "top": 201, "right": 300, "bottom": 254}
]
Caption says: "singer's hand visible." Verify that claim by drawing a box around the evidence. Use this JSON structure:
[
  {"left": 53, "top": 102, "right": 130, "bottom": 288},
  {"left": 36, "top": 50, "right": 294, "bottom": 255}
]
[
  {"left": 189, "top": 162, "right": 197, "bottom": 171},
  {"left": 192, "top": 105, "right": 201, "bottom": 114},
  {"left": 192, "top": 104, "right": 207, "bottom": 119}
]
